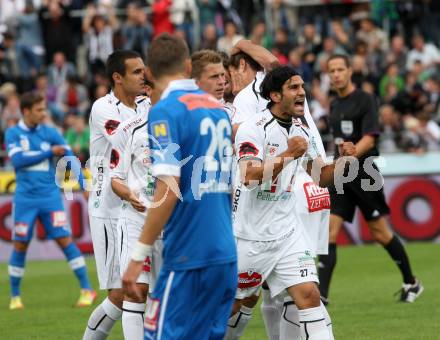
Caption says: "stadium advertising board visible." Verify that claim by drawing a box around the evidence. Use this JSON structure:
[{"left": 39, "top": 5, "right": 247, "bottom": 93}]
[{"left": 0, "top": 175, "right": 439, "bottom": 262}]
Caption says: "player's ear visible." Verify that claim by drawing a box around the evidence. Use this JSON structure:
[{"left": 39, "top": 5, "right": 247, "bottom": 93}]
[
  {"left": 184, "top": 59, "right": 192, "bottom": 78},
  {"left": 112, "top": 72, "right": 122, "bottom": 85},
  {"left": 239, "top": 58, "right": 246, "bottom": 72},
  {"left": 270, "top": 91, "right": 282, "bottom": 103},
  {"left": 145, "top": 67, "right": 155, "bottom": 83}
]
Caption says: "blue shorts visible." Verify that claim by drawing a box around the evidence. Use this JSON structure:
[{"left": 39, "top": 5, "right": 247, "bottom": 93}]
[
  {"left": 12, "top": 197, "right": 71, "bottom": 242},
  {"left": 144, "top": 262, "right": 237, "bottom": 340}
]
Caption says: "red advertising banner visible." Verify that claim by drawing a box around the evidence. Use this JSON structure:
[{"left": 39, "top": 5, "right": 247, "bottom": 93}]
[{"left": 0, "top": 175, "right": 439, "bottom": 262}]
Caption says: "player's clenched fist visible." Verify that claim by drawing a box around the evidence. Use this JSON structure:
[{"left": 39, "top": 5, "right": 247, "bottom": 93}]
[
  {"left": 51, "top": 145, "right": 66, "bottom": 156},
  {"left": 286, "top": 136, "right": 308, "bottom": 159},
  {"left": 339, "top": 142, "right": 356, "bottom": 157}
]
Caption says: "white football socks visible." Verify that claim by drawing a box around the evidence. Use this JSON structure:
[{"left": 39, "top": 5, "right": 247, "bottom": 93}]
[
  {"left": 260, "top": 288, "right": 282, "bottom": 340},
  {"left": 83, "top": 297, "right": 122, "bottom": 340},
  {"left": 298, "top": 306, "right": 331, "bottom": 340},
  {"left": 224, "top": 305, "right": 254, "bottom": 340},
  {"left": 280, "top": 300, "right": 300, "bottom": 340},
  {"left": 122, "top": 301, "right": 146, "bottom": 340}
]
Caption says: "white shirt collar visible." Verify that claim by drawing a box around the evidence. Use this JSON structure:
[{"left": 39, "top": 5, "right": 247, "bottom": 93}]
[{"left": 161, "top": 79, "right": 199, "bottom": 100}]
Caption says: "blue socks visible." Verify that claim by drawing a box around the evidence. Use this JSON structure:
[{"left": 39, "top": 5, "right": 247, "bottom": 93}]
[
  {"left": 9, "top": 249, "right": 26, "bottom": 297},
  {"left": 62, "top": 243, "right": 92, "bottom": 290}
]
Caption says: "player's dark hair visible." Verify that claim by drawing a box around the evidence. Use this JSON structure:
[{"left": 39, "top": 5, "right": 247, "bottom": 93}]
[
  {"left": 327, "top": 54, "right": 351, "bottom": 68},
  {"left": 106, "top": 50, "right": 142, "bottom": 87},
  {"left": 260, "top": 66, "right": 299, "bottom": 108},
  {"left": 20, "top": 92, "right": 44, "bottom": 112},
  {"left": 229, "top": 52, "right": 263, "bottom": 72},
  {"left": 147, "top": 33, "right": 190, "bottom": 78}
]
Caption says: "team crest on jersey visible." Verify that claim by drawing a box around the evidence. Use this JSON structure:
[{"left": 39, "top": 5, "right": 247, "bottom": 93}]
[
  {"left": 40, "top": 142, "right": 51, "bottom": 152},
  {"left": 104, "top": 120, "right": 120, "bottom": 135},
  {"left": 239, "top": 142, "right": 258, "bottom": 158},
  {"left": 151, "top": 121, "right": 170, "bottom": 145},
  {"left": 303, "top": 182, "right": 330, "bottom": 212},
  {"left": 20, "top": 137, "right": 30, "bottom": 151},
  {"left": 51, "top": 211, "right": 67, "bottom": 227},
  {"left": 238, "top": 269, "right": 262, "bottom": 289}
]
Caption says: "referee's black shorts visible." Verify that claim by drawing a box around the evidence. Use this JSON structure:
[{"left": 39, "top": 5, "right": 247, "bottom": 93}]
[{"left": 329, "top": 164, "right": 390, "bottom": 222}]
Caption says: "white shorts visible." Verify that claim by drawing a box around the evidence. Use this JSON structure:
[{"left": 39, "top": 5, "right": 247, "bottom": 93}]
[
  {"left": 236, "top": 230, "right": 318, "bottom": 299},
  {"left": 118, "top": 217, "right": 163, "bottom": 292},
  {"left": 89, "top": 216, "right": 122, "bottom": 290}
]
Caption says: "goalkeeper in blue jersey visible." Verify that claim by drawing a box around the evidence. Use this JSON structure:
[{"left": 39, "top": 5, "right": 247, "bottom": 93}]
[{"left": 5, "top": 92, "right": 96, "bottom": 310}]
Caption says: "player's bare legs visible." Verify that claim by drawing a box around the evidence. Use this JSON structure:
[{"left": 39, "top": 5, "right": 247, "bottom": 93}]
[
  {"left": 225, "top": 294, "right": 259, "bottom": 339},
  {"left": 286, "top": 282, "right": 331, "bottom": 339},
  {"left": 122, "top": 283, "right": 149, "bottom": 340},
  {"left": 367, "top": 217, "right": 393, "bottom": 244},
  {"left": 54, "top": 236, "right": 96, "bottom": 307},
  {"left": 317, "top": 214, "right": 342, "bottom": 303}
]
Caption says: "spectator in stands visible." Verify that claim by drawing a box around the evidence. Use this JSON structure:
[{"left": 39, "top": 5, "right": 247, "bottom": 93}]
[
  {"left": 384, "top": 35, "right": 408, "bottom": 73},
  {"left": 287, "top": 48, "right": 312, "bottom": 84},
  {"left": 82, "top": 4, "right": 118, "bottom": 76},
  {"left": 120, "top": 2, "right": 152, "bottom": 58},
  {"left": 171, "top": 0, "right": 197, "bottom": 50},
  {"left": 39, "top": 0, "right": 75, "bottom": 64},
  {"left": 417, "top": 110, "right": 440, "bottom": 151},
  {"left": 1, "top": 92, "right": 21, "bottom": 131},
  {"left": 406, "top": 34, "right": 440, "bottom": 72},
  {"left": 196, "top": 0, "right": 217, "bottom": 31},
  {"left": 356, "top": 18, "right": 388, "bottom": 54},
  {"left": 379, "top": 63, "right": 405, "bottom": 99},
  {"left": 47, "top": 51, "right": 76, "bottom": 88},
  {"left": 199, "top": 23, "right": 217, "bottom": 50},
  {"left": 15, "top": 2, "right": 44, "bottom": 82},
  {"left": 273, "top": 27, "right": 292, "bottom": 59},
  {"left": 34, "top": 72, "right": 64, "bottom": 123},
  {"left": 217, "top": 20, "right": 244, "bottom": 54},
  {"left": 315, "top": 37, "right": 344, "bottom": 73},
  {"left": 0, "top": 32, "right": 18, "bottom": 83},
  {"left": 151, "top": 0, "right": 173, "bottom": 37},
  {"left": 57, "top": 73, "right": 89, "bottom": 118},
  {"left": 378, "top": 104, "right": 402, "bottom": 153},
  {"left": 297, "top": 22, "right": 322, "bottom": 63},
  {"left": 249, "top": 20, "right": 272, "bottom": 50},
  {"left": 64, "top": 115, "right": 90, "bottom": 165},
  {"left": 330, "top": 19, "right": 350, "bottom": 53}
]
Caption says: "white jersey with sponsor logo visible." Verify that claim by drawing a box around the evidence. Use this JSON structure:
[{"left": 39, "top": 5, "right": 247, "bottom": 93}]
[
  {"left": 231, "top": 71, "right": 267, "bottom": 125},
  {"left": 233, "top": 109, "right": 319, "bottom": 241},
  {"left": 294, "top": 167, "right": 330, "bottom": 255},
  {"left": 88, "top": 92, "right": 150, "bottom": 218},
  {"left": 109, "top": 113, "right": 154, "bottom": 224}
]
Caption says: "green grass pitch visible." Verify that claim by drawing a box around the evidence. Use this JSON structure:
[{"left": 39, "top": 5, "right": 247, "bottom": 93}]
[{"left": 1, "top": 243, "right": 439, "bottom": 339}]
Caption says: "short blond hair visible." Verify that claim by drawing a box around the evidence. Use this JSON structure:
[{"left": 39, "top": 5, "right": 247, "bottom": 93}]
[{"left": 191, "top": 50, "right": 223, "bottom": 80}]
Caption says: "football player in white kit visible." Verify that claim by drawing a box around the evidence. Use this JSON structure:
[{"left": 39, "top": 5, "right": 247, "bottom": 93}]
[
  {"left": 84, "top": 50, "right": 149, "bottom": 340},
  {"left": 230, "top": 66, "right": 356, "bottom": 340},
  {"left": 110, "top": 103, "right": 164, "bottom": 340}
]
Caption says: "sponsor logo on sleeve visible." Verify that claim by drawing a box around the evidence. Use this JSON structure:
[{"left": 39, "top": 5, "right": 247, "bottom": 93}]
[
  {"left": 303, "top": 182, "right": 330, "bottom": 212},
  {"left": 238, "top": 142, "right": 259, "bottom": 158},
  {"left": 104, "top": 120, "right": 120, "bottom": 135},
  {"left": 151, "top": 121, "right": 170, "bottom": 145}
]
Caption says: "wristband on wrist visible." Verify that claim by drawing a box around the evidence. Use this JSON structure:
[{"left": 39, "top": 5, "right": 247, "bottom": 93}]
[{"left": 131, "top": 241, "right": 153, "bottom": 262}]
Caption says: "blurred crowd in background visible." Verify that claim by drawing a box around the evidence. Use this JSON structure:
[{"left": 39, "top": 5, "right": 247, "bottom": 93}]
[{"left": 0, "top": 0, "right": 439, "bottom": 168}]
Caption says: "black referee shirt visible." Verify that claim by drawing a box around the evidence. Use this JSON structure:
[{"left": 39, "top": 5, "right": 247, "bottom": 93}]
[{"left": 329, "top": 89, "right": 380, "bottom": 161}]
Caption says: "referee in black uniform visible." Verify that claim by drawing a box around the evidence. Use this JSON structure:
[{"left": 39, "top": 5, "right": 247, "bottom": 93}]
[{"left": 318, "top": 54, "right": 423, "bottom": 304}]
